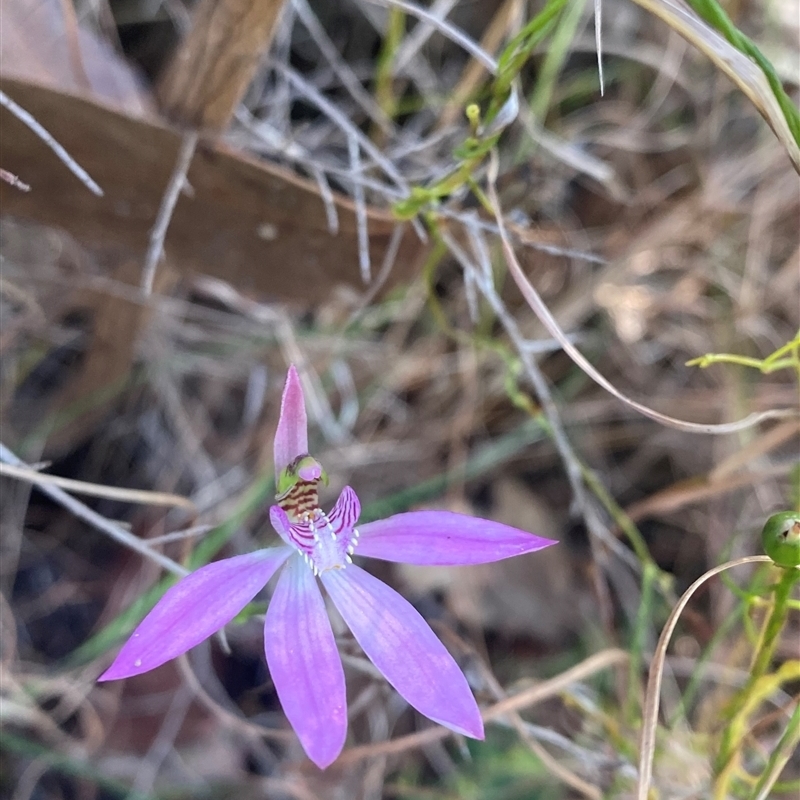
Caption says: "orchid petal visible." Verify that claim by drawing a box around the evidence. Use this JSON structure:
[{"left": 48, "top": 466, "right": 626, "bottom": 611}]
[
  {"left": 265, "top": 555, "right": 347, "bottom": 768},
  {"left": 274, "top": 365, "right": 309, "bottom": 475},
  {"left": 99, "top": 548, "right": 291, "bottom": 681},
  {"left": 356, "top": 510, "right": 556, "bottom": 565},
  {"left": 321, "top": 565, "right": 483, "bottom": 739}
]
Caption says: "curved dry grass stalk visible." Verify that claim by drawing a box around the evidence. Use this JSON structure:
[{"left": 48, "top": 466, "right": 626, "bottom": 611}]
[
  {"left": 0, "top": 89, "right": 103, "bottom": 195},
  {"left": 635, "top": 554, "right": 777, "bottom": 800},
  {"left": 487, "top": 153, "right": 798, "bottom": 435},
  {"left": 337, "top": 648, "right": 628, "bottom": 764},
  {"left": 292, "top": 0, "right": 392, "bottom": 132},
  {"left": 364, "top": 0, "right": 499, "bottom": 74},
  {"left": 626, "top": 0, "right": 800, "bottom": 173},
  {"left": 0, "top": 462, "right": 196, "bottom": 511},
  {"left": 476, "top": 653, "right": 604, "bottom": 799},
  {"left": 176, "top": 654, "right": 292, "bottom": 743},
  {"left": 0, "top": 443, "right": 188, "bottom": 578}
]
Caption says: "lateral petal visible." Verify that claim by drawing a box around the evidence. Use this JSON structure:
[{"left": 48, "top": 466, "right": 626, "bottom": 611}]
[
  {"left": 265, "top": 555, "right": 347, "bottom": 769},
  {"left": 99, "top": 548, "right": 291, "bottom": 681},
  {"left": 321, "top": 565, "right": 483, "bottom": 739},
  {"left": 357, "top": 510, "right": 556, "bottom": 565}
]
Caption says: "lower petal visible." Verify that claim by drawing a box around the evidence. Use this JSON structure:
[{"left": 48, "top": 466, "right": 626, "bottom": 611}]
[
  {"left": 265, "top": 555, "right": 347, "bottom": 769},
  {"left": 321, "top": 566, "right": 483, "bottom": 739},
  {"left": 100, "top": 548, "right": 291, "bottom": 680}
]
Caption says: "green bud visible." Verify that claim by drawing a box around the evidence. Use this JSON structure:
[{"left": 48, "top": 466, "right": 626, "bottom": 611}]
[
  {"left": 465, "top": 103, "right": 481, "bottom": 133},
  {"left": 761, "top": 511, "right": 800, "bottom": 568}
]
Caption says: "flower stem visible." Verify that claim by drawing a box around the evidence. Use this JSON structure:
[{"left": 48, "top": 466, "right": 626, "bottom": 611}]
[
  {"left": 748, "top": 700, "right": 800, "bottom": 800},
  {"left": 714, "top": 566, "right": 800, "bottom": 794}
]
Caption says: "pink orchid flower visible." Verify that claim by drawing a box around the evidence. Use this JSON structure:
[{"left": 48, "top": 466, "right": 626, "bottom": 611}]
[{"left": 99, "top": 366, "right": 556, "bottom": 768}]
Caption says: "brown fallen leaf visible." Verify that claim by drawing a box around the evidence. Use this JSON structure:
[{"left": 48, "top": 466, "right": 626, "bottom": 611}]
[{"left": 0, "top": 77, "right": 423, "bottom": 302}]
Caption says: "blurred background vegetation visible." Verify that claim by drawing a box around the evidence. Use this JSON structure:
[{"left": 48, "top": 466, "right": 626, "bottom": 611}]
[{"left": 0, "top": 0, "right": 798, "bottom": 797}]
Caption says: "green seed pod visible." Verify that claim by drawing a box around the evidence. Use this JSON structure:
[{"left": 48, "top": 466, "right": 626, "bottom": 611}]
[{"left": 761, "top": 511, "right": 800, "bottom": 568}]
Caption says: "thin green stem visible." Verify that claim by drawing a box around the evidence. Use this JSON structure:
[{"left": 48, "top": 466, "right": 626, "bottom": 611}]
[
  {"left": 626, "top": 561, "right": 658, "bottom": 723},
  {"left": 749, "top": 701, "right": 800, "bottom": 800},
  {"left": 715, "top": 567, "right": 800, "bottom": 778},
  {"left": 375, "top": 7, "right": 405, "bottom": 121}
]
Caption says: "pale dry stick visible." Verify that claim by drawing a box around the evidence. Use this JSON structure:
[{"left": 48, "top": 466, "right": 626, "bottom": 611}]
[
  {"left": 486, "top": 152, "right": 797, "bottom": 435},
  {"left": 509, "top": 717, "right": 628, "bottom": 774},
  {"left": 125, "top": 686, "right": 194, "bottom": 800},
  {"left": 709, "top": 418, "right": 800, "bottom": 481},
  {"left": 231, "top": 108, "right": 339, "bottom": 233},
  {"left": 0, "top": 90, "right": 103, "bottom": 196},
  {"left": 348, "top": 134, "right": 372, "bottom": 283},
  {"left": 625, "top": 463, "right": 795, "bottom": 523},
  {"left": 0, "top": 443, "right": 188, "bottom": 578},
  {"left": 393, "top": 0, "right": 459, "bottom": 72},
  {"left": 301, "top": 163, "right": 404, "bottom": 203},
  {"left": 276, "top": 318, "right": 349, "bottom": 444},
  {"left": 478, "top": 657, "right": 602, "bottom": 799},
  {"left": 338, "top": 648, "right": 629, "bottom": 764},
  {"left": 453, "top": 222, "right": 641, "bottom": 574},
  {"left": 515, "top": 718, "right": 601, "bottom": 798},
  {"left": 0, "top": 168, "right": 30, "bottom": 191},
  {"left": 0, "top": 591, "right": 18, "bottom": 668},
  {"left": 635, "top": 555, "right": 777, "bottom": 800},
  {"left": 357, "top": 0, "right": 441, "bottom": 99},
  {"left": 0, "top": 278, "right": 45, "bottom": 323},
  {"left": 292, "top": 0, "right": 392, "bottom": 132},
  {"left": 330, "top": 359, "right": 360, "bottom": 430},
  {"left": 151, "top": 360, "right": 219, "bottom": 489},
  {"left": 347, "top": 223, "right": 406, "bottom": 327},
  {"left": 140, "top": 524, "right": 214, "bottom": 545},
  {"left": 440, "top": 208, "right": 608, "bottom": 265},
  {"left": 308, "top": 163, "right": 339, "bottom": 235},
  {"left": 638, "top": 32, "right": 688, "bottom": 126},
  {"left": 364, "top": 0, "right": 499, "bottom": 74},
  {"left": 260, "top": 777, "right": 320, "bottom": 800},
  {"left": 594, "top": 0, "right": 604, "bottom": 95},
  {"left": 176, "top": 654, "right": 292, "bottom": 742},
  {"left": 666, "top": 656, "right": 793, "bottom": 706},
  {"left": 10, "top": 757, "right": 50, "bottom": 800},
  {"left": 0, "top": 462, "right": 196, "bottom": 511},
  {"left": 458, "top": 225, "right": 584, "bottom": 507},
  {"left": 269, "top": 60, "right": 409, "bottom": 194},
  {"left": 141, "top": 130, "right": 199, "bottom": 295}
]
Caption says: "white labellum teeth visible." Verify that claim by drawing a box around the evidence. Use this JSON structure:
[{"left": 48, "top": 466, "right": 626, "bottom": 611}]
[
  {"left": 347, "top": 545, "right": 355, "bottom": 554},
  {"left": 345, "top": 554, "right": 353, "bottom": 564}
]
